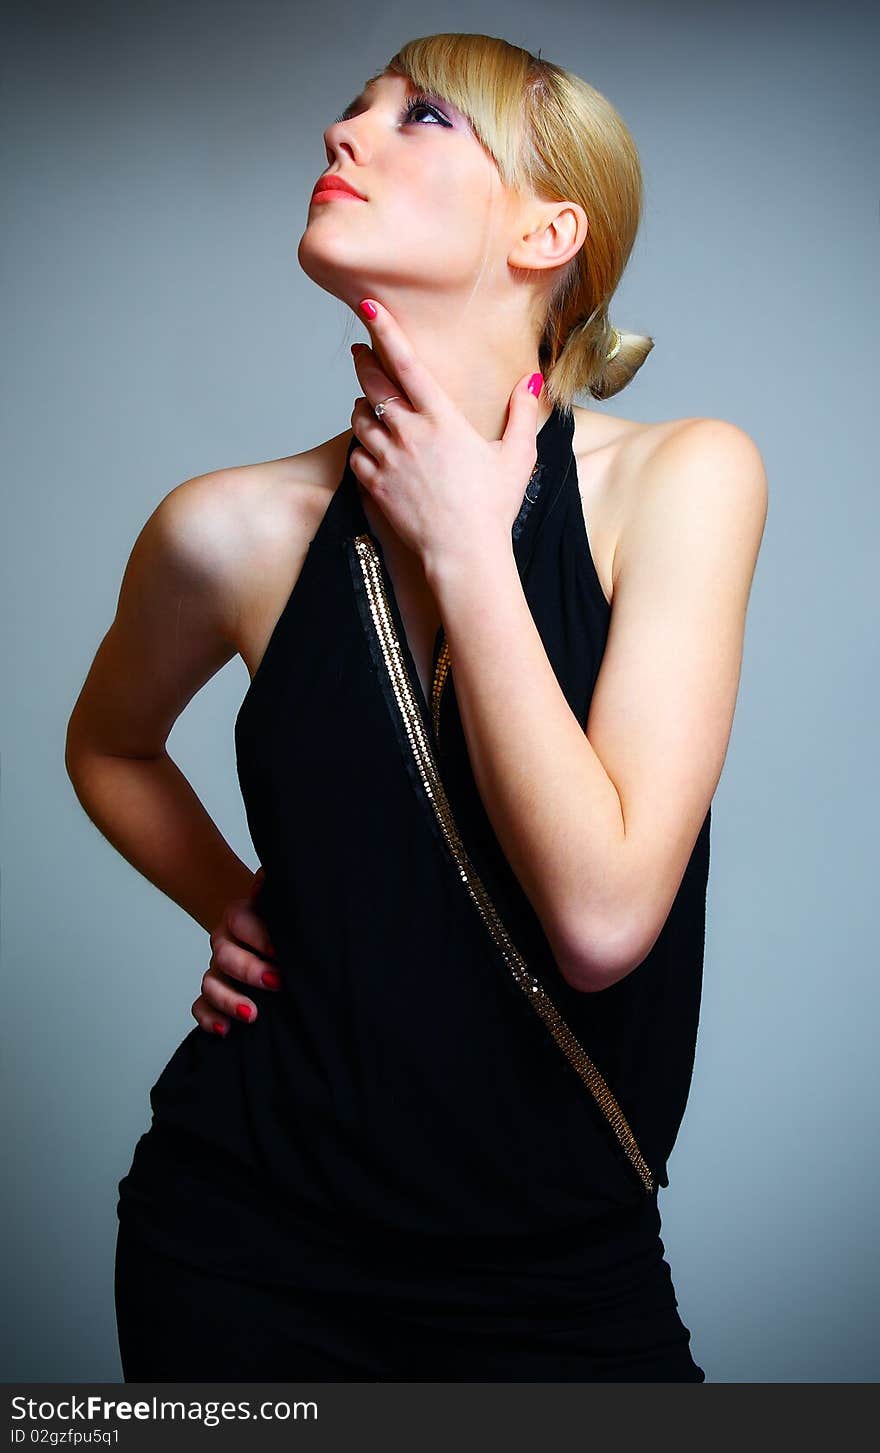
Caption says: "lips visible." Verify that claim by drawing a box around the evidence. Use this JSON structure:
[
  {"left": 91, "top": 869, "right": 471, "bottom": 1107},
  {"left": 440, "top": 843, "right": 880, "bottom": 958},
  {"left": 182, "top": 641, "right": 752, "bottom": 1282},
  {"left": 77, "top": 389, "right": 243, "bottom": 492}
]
[{"left": 311, "top": 175, "right": 367, "bottom": 201}]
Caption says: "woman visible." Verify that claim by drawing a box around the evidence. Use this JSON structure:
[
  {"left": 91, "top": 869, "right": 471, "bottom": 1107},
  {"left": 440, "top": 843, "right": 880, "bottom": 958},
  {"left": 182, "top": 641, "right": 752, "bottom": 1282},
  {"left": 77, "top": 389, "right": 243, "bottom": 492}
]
[{"left": 67, "top": 33, "right": 767, "bottom": 1382}]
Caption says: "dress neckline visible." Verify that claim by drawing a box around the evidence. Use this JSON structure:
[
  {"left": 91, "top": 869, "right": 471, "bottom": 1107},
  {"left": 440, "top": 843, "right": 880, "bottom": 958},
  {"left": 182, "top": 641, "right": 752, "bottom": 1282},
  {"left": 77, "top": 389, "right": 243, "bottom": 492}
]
[{"left": 343, "top": 404, "right": 573, "bottom": 736}]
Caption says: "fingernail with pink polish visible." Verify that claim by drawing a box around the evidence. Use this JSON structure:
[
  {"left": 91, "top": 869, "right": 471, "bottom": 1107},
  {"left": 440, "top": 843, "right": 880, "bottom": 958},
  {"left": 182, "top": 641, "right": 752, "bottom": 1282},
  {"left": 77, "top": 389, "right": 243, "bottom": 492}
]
[{"left": 261, "top": 970, "right": 281, "bottom": 989}]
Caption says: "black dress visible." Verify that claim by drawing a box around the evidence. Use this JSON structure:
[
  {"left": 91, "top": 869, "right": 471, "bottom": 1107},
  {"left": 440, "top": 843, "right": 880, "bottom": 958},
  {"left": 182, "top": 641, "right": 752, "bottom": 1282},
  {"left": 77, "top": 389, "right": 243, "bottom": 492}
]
[{"left": 115, "top": 404, "right": 711, "bottom": 1382}]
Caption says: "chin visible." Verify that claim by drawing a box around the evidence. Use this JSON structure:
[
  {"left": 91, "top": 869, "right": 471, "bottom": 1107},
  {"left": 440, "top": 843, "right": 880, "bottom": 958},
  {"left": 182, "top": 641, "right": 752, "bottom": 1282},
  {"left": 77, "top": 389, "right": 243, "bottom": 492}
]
[
  {"left": 298, "top": 229, "right": 357, "bottom": 287},
  {"left": 297, "top": 233, "right": 382, "bottom": 314}
]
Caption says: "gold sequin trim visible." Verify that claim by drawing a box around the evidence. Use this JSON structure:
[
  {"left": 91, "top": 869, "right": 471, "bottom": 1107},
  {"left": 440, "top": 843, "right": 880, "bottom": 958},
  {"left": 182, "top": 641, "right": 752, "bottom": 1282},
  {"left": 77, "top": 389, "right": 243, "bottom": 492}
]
[
  {"left": 352, "top": 532, "right": 654, "bottom": 1195},
  {"left": 430, "top": 640, "right": 451, "bottom": 740}
]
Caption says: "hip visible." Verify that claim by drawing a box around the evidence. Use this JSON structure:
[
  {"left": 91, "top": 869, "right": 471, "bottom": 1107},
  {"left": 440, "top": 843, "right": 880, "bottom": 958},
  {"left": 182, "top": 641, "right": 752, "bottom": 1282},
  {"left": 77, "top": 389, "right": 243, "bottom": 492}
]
[{"left": 114, "top": 1214, "right": 705, "bottom": 1382}]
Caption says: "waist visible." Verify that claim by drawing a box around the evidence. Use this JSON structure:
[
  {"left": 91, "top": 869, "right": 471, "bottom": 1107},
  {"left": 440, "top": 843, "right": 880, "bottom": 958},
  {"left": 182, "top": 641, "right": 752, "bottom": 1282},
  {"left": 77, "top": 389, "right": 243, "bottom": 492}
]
[{"left": 121, "top": 1116, "right": 661, "bottom": 1262}]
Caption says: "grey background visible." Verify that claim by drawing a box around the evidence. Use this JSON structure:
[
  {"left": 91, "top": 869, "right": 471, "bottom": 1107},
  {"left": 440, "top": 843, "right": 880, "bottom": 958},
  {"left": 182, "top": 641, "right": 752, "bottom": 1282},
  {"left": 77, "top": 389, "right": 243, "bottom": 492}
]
[{"left": 2, "top": 0, "right": 877, "bottom": 1383}]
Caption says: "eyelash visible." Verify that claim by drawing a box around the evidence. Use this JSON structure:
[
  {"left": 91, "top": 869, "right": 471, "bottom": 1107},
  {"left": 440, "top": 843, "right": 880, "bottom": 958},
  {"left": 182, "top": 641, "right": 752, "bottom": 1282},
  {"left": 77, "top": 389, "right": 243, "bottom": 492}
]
[{"left": 331, "top": 92, "right": 450, "bottom": 127}]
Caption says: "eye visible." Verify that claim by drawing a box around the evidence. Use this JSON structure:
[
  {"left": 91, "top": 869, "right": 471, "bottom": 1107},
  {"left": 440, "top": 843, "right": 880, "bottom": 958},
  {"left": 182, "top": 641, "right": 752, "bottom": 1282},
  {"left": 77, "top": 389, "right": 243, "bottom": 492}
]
[
  {"left": 401, "top": 93, "right": 451, "bottom": 127},
  {"left": 330, "top": 92, "right": 451, "bottom": 128}
]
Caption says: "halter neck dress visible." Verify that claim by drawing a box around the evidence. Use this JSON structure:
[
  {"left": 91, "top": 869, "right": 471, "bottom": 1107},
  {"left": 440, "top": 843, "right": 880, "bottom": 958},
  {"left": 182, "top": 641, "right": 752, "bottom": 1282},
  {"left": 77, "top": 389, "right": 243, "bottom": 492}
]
[{"left": 116, "top": 403, "right": 711, "bottom": 1378}]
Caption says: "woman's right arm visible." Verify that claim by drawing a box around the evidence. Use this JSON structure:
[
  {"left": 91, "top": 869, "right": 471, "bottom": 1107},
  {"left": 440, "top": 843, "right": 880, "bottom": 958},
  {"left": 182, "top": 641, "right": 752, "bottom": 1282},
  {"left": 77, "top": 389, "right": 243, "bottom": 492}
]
[{"left": 64, "top": 470, "right": 260, "bottom": 939}]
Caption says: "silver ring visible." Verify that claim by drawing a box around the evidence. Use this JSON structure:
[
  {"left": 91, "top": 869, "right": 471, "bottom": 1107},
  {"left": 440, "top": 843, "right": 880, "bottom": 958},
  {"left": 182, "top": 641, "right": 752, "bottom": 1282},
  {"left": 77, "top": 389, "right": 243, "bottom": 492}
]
[{"left": 374, "top": 395, "right": 401, "bottom": 420}]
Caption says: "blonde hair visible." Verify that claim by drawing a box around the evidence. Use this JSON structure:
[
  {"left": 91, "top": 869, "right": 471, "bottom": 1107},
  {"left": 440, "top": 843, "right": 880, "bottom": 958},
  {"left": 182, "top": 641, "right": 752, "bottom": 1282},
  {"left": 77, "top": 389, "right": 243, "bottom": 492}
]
[{"left": 367, "top": 32, "right": 653, "bottom": 413}]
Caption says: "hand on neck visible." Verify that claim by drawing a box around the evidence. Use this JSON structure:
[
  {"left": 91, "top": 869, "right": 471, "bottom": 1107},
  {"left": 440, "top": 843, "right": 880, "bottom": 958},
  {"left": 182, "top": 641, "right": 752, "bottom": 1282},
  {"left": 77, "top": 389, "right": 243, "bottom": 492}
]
[{"left": 350, "top": 292, "right": 553, "bottom": 443}]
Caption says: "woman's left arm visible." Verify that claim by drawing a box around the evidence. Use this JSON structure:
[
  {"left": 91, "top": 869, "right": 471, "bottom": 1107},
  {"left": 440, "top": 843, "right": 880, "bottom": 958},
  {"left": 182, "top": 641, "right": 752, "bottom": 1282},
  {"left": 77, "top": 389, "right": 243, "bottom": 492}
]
[{"left": 425, "top": 418, "right": 768, "bottom": 993}]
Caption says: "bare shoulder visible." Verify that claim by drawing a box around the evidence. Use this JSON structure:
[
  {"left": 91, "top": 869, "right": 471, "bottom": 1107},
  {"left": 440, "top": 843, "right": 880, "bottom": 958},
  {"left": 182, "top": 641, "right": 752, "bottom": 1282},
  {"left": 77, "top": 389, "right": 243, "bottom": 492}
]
[
  {"left": 65, "top": 430, "right": 354, "bottom": 758},
  {"left": 157, "top": 427, "right": 355, "bottom": 659},
  {"left": 613, "top": 414, "right": 768, "bottom": 595},
  {"left": 635, "top": 413, "right": 768, "bottom": 488},
  {"left": 571, "top": 407, "right": 768, "bottom": 606}
]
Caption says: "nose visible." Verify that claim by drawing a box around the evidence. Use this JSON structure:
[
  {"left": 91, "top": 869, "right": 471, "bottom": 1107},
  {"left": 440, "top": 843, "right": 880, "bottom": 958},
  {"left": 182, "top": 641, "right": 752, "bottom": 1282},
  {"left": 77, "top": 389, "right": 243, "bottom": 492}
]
[{"left": 324, "top": 108, "right": 374, "bottom": 169}]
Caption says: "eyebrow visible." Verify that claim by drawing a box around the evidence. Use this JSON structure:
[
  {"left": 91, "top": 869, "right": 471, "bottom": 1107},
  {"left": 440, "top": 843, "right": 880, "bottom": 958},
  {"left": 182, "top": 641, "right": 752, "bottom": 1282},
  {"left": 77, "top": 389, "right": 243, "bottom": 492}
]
[{"left": 337, "top": 78, "right": 382, "bottom": 117}]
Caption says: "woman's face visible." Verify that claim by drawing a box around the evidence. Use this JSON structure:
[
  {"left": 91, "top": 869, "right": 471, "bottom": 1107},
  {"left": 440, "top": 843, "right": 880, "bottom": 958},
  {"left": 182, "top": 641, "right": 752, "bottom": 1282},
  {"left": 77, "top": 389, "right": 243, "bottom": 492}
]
[{"left": 298, "top": 71, "right": 520, "bottom": 311}]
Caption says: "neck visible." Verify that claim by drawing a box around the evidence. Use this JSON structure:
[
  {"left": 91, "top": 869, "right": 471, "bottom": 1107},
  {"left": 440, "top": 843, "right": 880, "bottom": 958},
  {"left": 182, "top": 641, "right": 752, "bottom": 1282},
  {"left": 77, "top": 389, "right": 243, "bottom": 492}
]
[{"left": 351, "top": 294, "right": 554, "bottom": 442}]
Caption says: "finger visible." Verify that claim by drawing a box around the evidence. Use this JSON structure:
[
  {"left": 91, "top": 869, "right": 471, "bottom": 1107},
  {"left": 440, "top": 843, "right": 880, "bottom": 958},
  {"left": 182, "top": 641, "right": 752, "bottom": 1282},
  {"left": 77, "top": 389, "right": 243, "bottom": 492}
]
[
  {"left": 351, "top": 395, "right": 395, "bottom": 461},
  {"left": 357, "top": 298, "right": 446, "bottom": 416},
  {"left": 192, "top": 994, "right": 231, "bottom": 1036},
  {"left": 210, "top": 937, "right": 281, "bottom": 994},
  {"left": 351, "top": 354, "right": 415, "bottom": 443},
  {"left": 502, "top": 371, "right": 544, "bottom": 466},
  {"left": 210, "top": 940, "right": 280, "bottom": 991},
  {"left": 200, "top": 964, "right": 262, "bottom": 1023},
  {"left": 350, "top": 343, "right": 397, "bottom": 408},
  {"left": 348, "top": 440, "right": 383, "bottom": 495},
  {"left": 224, "top": 902, "right": 277, "bottom": 961}
]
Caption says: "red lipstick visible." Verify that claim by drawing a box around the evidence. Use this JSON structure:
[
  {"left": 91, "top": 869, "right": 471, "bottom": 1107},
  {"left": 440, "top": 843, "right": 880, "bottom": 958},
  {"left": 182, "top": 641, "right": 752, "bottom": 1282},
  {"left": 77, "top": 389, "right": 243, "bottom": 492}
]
[{"left": 311, "top": 174, "right": 367, "bottom": 202}]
